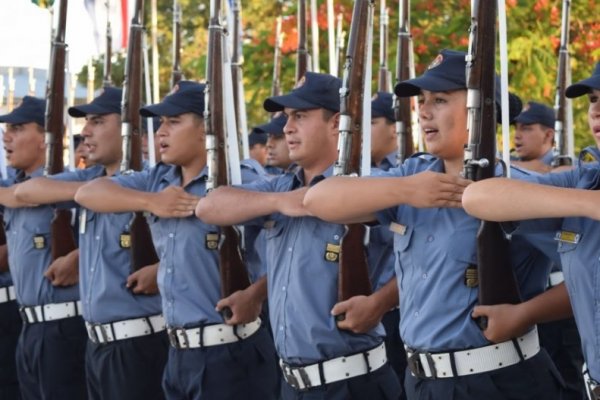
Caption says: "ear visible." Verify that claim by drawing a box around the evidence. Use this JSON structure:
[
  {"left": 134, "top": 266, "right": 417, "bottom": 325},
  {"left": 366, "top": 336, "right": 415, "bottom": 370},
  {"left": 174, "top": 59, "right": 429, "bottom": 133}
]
[
  {"left": 330, "top": 112, "right": 341, "bottom": 134},
  {"left": 544, "top": 128, "right": 555, "bottom": 144}
]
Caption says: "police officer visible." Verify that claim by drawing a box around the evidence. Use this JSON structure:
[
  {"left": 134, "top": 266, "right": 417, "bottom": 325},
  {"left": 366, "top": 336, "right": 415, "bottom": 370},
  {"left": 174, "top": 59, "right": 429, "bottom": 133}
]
[
  {"left": 371, "top": 92, "right": 399, "bottom": 170},
  {"left": 462, "top": 61, "right": 600, "bottom": 400},
  {"left": 248, "top": 128, "right": 269, "bottom": 167},
  {"left": 14, "top": 87, "right": 169, "bottom": 400},
  {"left": 0, "top": 96, "right": 88, "bottom": 400},
  {"left": 511, "top": 101, "right": 556, "bottom": 173},
  {"left": 254, "top": 112, "right": 292, "bottom": 175},
  {"left": 196, "top": 72, "right": 402, "bottom": 400},
  {"left": 74, "top": 81, "right": 279, "bottom": 400},
  {"left": 304, "top": 50, "right": 565, "bottom": 399}
]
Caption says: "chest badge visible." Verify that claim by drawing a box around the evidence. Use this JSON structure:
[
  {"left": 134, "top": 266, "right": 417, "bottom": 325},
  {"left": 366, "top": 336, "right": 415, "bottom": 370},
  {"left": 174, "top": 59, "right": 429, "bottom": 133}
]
[
  {"left": 324, "top": 243, "right": 340, "bottom": 262},
  {"left": 33, "top": 235, "right": 46, "bottom": 249},
  {"left": 464, "top": 266, "right": 479, "bottom": 288},
  {"left": 119, "top": 233, "right": 131, "bottom": 249},
  {"left": 206, "top": 232, "right": 219, "bottom": 250}
]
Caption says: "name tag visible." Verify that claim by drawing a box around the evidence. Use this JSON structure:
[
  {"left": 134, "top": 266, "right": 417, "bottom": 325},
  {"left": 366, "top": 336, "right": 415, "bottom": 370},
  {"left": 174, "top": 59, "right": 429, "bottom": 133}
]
[
  {"left": 554, "top": 230, "right": 580, "bottom": 244},
  {"left": 324, "top": 243, "right": 340, "bottom": 262},
  {"left": 120, "top": 233, "right": 131, "bottom": 248},
  {"left": 263, "top": 220, "right": 276, "bottom": 229},
  {"left": 33, "top": 235, "right": 46, "bottom": 249},
  {"left": 206, "top": 232, "right": 219, "bottom": 250},
  {"left": 389, "top": 222, "right": 407, "bottom": 235}
]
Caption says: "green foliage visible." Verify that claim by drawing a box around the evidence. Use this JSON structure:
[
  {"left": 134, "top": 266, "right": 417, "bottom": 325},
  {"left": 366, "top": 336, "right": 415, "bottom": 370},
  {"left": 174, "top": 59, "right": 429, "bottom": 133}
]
[{"left": 76, "top": 0, "right": 599, "bottom": 152}]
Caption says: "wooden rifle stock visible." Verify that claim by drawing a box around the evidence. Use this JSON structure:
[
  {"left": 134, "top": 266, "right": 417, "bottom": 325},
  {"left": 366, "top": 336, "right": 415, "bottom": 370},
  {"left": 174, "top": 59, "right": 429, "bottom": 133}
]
[
  {"left": 377, "top": 0, "right": 390, "bottom": 92},
  {"left": 171, "top": 0, "right": 183, "bottom": 87},
  {"left": 464, "top": 0, "right": 520, "bottom": 328},
  {"left": 121, "top": 0, "right": 160, "bottom": 273},
  {"left": 334, "top": 0, "right": 374, "bottom": 319},
  {"left": 44, "top": 0, "right": 77, "bottom": 261},
  {"left": 552, "top": 0, "right": 572, "bottom": 167},
  {"left": 393, "top": 0, "right": 413, "bottom": 162},
  {"left": 205, "top": 0, "right": 250, "bottom": 319},
  {"left": 296, "top": 0, "right": 309, "bottom": 82}
]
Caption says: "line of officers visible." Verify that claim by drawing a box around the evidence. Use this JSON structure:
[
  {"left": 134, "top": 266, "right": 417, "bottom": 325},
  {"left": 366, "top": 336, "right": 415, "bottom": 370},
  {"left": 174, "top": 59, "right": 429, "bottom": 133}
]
[{"left": 0, "top": 50, "right": 598, "bottom": 400}]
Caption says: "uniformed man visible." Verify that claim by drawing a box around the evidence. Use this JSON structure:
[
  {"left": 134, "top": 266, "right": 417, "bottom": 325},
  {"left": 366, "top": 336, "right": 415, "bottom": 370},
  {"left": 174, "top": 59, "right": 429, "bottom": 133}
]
[
  {"left": 255, "top": 112, "right": 292, "bottom": 175},
  {"left": 248, "top": 128, "right": 269, "bottom": 167},
  {"left": 74, "top": 81, "right": 279, "bottom": 400},
  {"left": 14, "top": 87, "right": 168, "bottom": 400},
  {"left": 303, "top": 51, "right": 565, "bottom": 400},
  {"left": 195, "top": 72, "right": 402, "bottom": 399},
  {"left": 0, "top": 96, "right": 88, "bottom": 400},
  {"left": 462, "top": 60, "right": 600, "bottom": 400},
  {"left": 370, "top": 92, "right": 399, "bottom": 170},
  {"left": 511, "top": 101, "right": 556, "bottom": 173}
]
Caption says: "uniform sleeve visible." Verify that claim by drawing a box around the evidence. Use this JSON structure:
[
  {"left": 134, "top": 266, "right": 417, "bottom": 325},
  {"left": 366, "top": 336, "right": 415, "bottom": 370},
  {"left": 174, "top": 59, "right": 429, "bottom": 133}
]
[
  {"left": 112, "top": 169, "right": 151, "bottom": 191},
  {"left": 372, "top": 165, "right": 405, "bottom": 226}
]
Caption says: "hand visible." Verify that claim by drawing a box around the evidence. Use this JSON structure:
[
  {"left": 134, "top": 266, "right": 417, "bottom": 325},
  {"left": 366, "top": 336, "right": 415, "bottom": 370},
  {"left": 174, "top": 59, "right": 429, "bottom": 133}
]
[
  {"left": 277, "top": 187, "right": 310, "bottom": 217},
  {"left": 471, "top": 303, "right": 531, "bottom": 343},
  {"left": 148, "top": 186, "right": 200, "bottom": 218},
  {"left": 406, "top": 171, "right": 471, "bottom": 208},
  {"left": 44, "top": 249, "right": 79, "bottom": 287},
  {"left": 331, "top": 295, "right": 384, "bottom": 333},
  {"left": 0, "top": 244, "right": 8, "bottom": 273},
  {"left": 216, "top": 287, "right": 264, "bottom": 326},
  {"left": 126, "top": 263, "right": 159, "bottom": 295}
]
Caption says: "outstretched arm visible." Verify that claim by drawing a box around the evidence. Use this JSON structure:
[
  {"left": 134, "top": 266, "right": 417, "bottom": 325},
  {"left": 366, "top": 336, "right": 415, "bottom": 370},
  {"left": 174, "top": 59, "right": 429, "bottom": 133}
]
[
  {"left": 196, "top": 186, "right": 310, "bottom": 226},
  {"left": 75, "top": 177, "right": 198, "bottom": 218},
  {"left": 304, "top": 171, "right": 470, "bottom": 224},
  {"left": 15, "top": 177, "right": 82, "bottom": 204},
  {"left": 462, "top": 178, "right": 600, "bottom": 222}
]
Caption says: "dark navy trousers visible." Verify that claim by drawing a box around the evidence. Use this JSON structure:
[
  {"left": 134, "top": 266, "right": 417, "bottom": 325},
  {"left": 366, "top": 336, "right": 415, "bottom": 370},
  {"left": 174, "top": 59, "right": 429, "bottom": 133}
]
[{"left": 0, "top": 301, "right": 22, "bottom": 400}]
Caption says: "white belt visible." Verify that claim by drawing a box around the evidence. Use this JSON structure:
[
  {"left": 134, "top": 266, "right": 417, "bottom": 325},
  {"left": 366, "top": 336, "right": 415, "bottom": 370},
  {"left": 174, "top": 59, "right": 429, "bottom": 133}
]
[
  {"left": 167, "top": 318, "right": 261, "bottom": 349},
  {"left": 0, "top": 286, "right": 15, "bottom": 303},
  {"left": 406, "top": 327, "right": 540, "bottom": 379},
  {"left": 20, "top": 301, "right": 82, "bottom": 324},
  {"left": 549, "top": 271, "right": 565, "bottom": 287},
  {"left": 86, "top": 314, "right": 166, "bottom": 344},
  {"left": 280, "top": 342, "right": 387, "bottom": 390}
]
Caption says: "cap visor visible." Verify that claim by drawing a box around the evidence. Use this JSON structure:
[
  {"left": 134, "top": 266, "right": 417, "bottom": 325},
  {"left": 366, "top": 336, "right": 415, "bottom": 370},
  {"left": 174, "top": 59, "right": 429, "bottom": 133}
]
[
  {"left": 565, "top": 77, "right": 600, "bottom": 98},
  {"left": 0, "top": 114, "right": 34, "bottom": 124},
  {"left": 264, "top": 93, "right": 319, "bottom": 112},
  {"left": 395, "top": 76, "right": 464, "bottom": 97},
  {"left": 68, "top": 103, "right": 116, "bottom": 118},
  {"left": 140, "top": 102, "right": 191, "bottom": 117}
]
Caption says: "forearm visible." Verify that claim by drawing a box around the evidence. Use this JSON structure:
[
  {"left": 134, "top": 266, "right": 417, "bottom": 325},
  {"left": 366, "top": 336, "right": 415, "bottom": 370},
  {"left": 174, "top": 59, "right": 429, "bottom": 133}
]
[
  {"left": 370, "top": 277, "right": 399, "bottom": 316},
  {"left": 75, "top": 178, "right": 154, "bottom": 213},
  {"left": 520, "top": 283, "right": 572, "bottom": 325},
  {"left": 196, "top": 186, "right": 280, "bottom": 225},
  {"left": 0, "top": 186, "right": 25, "bottom": 207},
  {"left": 15, "top": 177, "right": 81, "bottom": 204},
  {"left": 463, "top": 178, "right": 598, "bottom": 221},
  {"left": 247, "top": 276, "right": 268, "bottom": 304}
]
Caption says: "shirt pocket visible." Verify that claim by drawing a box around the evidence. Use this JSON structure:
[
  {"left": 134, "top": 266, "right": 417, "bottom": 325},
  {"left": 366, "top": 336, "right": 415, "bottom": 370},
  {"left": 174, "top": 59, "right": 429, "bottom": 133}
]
[{"left": 393, "top": 224, "right": 414, "bottom": 289}]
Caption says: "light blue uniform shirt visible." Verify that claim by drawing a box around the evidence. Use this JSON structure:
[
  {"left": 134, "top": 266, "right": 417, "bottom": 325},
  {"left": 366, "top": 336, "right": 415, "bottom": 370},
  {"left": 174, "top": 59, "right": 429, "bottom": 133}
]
[
  {"left": 2, "top": 167, "right": 80, "bottom": 306},
  {"left": 52, "top": 165, "right": 162, "bottom": 324},
  {"left": 241, "top": 166, "right": 385, "bottom": 365},
  {"left": 505, "top": 152, "right": 600, "bottom": 381},
  {"left": 374, "top": 154, "right": 552, "bottom": 353}
]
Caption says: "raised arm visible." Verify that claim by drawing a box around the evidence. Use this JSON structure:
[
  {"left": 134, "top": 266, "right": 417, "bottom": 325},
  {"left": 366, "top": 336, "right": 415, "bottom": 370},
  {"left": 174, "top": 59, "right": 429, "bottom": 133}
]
[
  {"left": 75, "top": 177, "right": 198, "bottom": 218},
  {"left": 462, "top": 177, "right": 600, "bottom": 221},
  {"left": 15, "top": 177, "right": 82, "bottom": 204},
  {"left": 304, "top": 171, "right": 469, "bottom": 223},
  {"left": 195, "top": 186, "right": 309, "bottom": 226}
]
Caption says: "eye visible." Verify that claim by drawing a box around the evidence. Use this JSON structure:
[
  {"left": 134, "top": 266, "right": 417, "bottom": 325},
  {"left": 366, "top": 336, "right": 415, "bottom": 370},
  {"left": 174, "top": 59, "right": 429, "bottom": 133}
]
[{"left": 590, "top": 95, "right": 598, "bottom": 104}]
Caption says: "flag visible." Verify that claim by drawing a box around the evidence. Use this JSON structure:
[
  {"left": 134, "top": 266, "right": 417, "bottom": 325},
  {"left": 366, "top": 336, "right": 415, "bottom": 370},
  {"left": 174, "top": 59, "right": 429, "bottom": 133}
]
[
  {"left": 31, "top": 0, "right": 55, "bottom": 7},
  {"left": 84, "top": 0, "right": 135, "bottom": 55}
]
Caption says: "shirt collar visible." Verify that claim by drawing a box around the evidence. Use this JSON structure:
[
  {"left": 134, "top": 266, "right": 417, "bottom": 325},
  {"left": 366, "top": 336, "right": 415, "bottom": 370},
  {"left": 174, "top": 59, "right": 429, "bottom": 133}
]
[
  {"left": 159, "top": 162, "right": 209, "bottom": 187},
  {"left": 291, "top": 165, "right": 334, "bottom": 189}
]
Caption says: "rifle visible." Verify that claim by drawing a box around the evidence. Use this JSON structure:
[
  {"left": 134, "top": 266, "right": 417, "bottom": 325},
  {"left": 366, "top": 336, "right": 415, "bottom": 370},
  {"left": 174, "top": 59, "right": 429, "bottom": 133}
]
[
  {"left": 393, "top": 0, "right": 413, "bottom": 162},
  {"left": 271, "top": 16, "right": 283, "bottom": 97},
  {"left": 120, "top": 0, "right": 160, "bottom": 273},
  {"left": 44, "top": 0, "right": 77, "bottom": 261},
  {"left": 463, "top": 0, "right": 520, "bottom": 329},
  {"left": 335, "top": 13, "right": 346, "bottom": 78},
  {"left": 103, "top": 0, "right": 113, "bottom": 87},
  {"left": 333, "top": 0, "right": 374, "bottom": 322},
  {"left": 230, "top": 0, "right": 249, "bottom": 160},
  {"left": 551, "top": 0, "right": 573, "bottom": 167},
  {"left": 296, "top": 0, "right": 309, "bottom": 82},
  {"left": 171, "top": 0, "right": 183, "bottom": 87},
  {"left": 205, "top": 0, "right": 250, "bottom": 320},
  {"left": 377, "top": 0, "right": 391, "bottom": 92}
]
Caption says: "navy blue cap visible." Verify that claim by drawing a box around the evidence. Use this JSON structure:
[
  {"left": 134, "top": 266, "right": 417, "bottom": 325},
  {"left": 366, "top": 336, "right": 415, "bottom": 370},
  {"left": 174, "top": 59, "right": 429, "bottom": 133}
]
[
  {"left": 254, "top": 113, "right": 287, "bottom": 137},
  {"left": 248, "top": 130, "right": 268, "bottom": 147},
  {"left": 68, "top": 86, "right": 122, "bottom": 117},
  {"left": 514, "top": 101, "right": 555, "bottom": 128},
  {"left": 566, "top": 62, "right": 600, "bottom": 98},
  {"left": 264, "top": 72, "right": 342, "bottom": 113},
  {"left": 371, "top": 92, "right": 395, "bottom": 122},
  {"left": 395, "top": 49, "right": 466, "bottom": 97},
  {"left": 0, "top": 96, "right": 46, "bottom": 127},
  {"left": 140, "top": 81, "right": 205, "bottom": 117}
]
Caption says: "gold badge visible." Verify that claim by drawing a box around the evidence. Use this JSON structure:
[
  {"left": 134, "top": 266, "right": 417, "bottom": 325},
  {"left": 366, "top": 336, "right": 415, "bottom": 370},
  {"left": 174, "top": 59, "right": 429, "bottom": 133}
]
[
  {"left": 389, "top": 222, "right": 407, "bottom": 235},
  {"left": 324, "top": 243, "right": 340, "bottom": 262},
  {"left": 206, "top": 232, "right": 219, "bottom": 250},
  {"left": 554, "top": 230, "right": 580, "bottom": 244},
  {"left": 464, "top": 266, "right": 478, "bottom": 288},
  {"left": 33, "top": 235, "right": 46, "bottom": 249},
  {"left": 428, "top": 53, "right": 444, "bottom": 70},
  {"left": 120, "top": 233, "right": 131, "bottom": 248}
]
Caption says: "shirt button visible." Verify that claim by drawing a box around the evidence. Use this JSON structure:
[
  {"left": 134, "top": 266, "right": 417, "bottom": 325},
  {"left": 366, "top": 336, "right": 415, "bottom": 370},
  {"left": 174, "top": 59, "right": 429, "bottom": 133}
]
[
  {"left": 422, "top": 273, "right": 427, "bottom": 279},
  {"left": 288, "top": 247, "right": 292, "bottom": 252},
  {"left": 90, "top": 268, "right": 94, "bottom": 272},
  {"left": 168, "top": 233, "right": 174, "bottom": 238},
  {"left": 334, "top": 235, "right": 340, "bottom": 240},
  {"left": 414, "top": 311, "right": 419, "bottom": 317},
  {"left": 279, "top": 325, "right": 284, "bottom": 331},
  {"left": 95, "top": 235, "right": 100, "bottom": 240},
  {"left": 167, "top": 268, "right": 172, "bottom": 273},
  {"left": 426, "top": 235, "right": 434, "bottom": 242}
]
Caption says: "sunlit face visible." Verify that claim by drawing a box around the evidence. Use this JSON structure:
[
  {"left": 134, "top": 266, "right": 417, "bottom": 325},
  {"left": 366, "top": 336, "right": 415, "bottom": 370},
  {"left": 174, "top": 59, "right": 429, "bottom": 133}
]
[
  {"left": 282, "top": 108, "right": 339, "bottom": 169},
  {"left": 513, "top": 123, "right": 553, "bottom": 161},
  {"left": 80, "top": 113, "right": 122, "bottom": 167},
  {"left": 588, "top": 89, "right": 600, "bottom": 148},
  {"left": 370, "top": 116, "right": 396, "bottom": 165},
  {"left": 2, "top": 122, "right": 45, "bottom": 173},
  {"left": 266, "top": 134, "right": 291, "bottom": 169},
  {"left": 157, "top": 112, "right": 205, "bottom": 167},
  {"left": 249, "top": 143, "right": 268, "bottom": 166},
  {"left": 418, "top": 89, "right": 468, "bottom": 160}
]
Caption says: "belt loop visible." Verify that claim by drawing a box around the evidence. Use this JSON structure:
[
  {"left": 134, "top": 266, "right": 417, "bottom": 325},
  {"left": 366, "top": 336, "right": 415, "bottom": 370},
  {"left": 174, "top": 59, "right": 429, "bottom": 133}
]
[
  {"left": 511, "top": 338, "right": 525, "bottom": 362},
  {"left": 232, "top": 324, "right": 242, "bottom": 341},
  {"left": 39, "top": 305, "right": 46, "bottom": 322},
  {"left": 146, "top": 317, "right": 155, "bottom": 334},
  {"left": 317, "top": 361, "right": 326, "bottom": 386},
  {"left": 362, "top": 351, "right": 372, "bottom": 372},
  {"left": 199, "top": 325, "right": 205, "bottom": 348},
  {"left": 109, "top": 322, "right": 117, "bottom": 342},
  {"left": 448, "top": 351, "right": 458, "bottom": 377}
]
